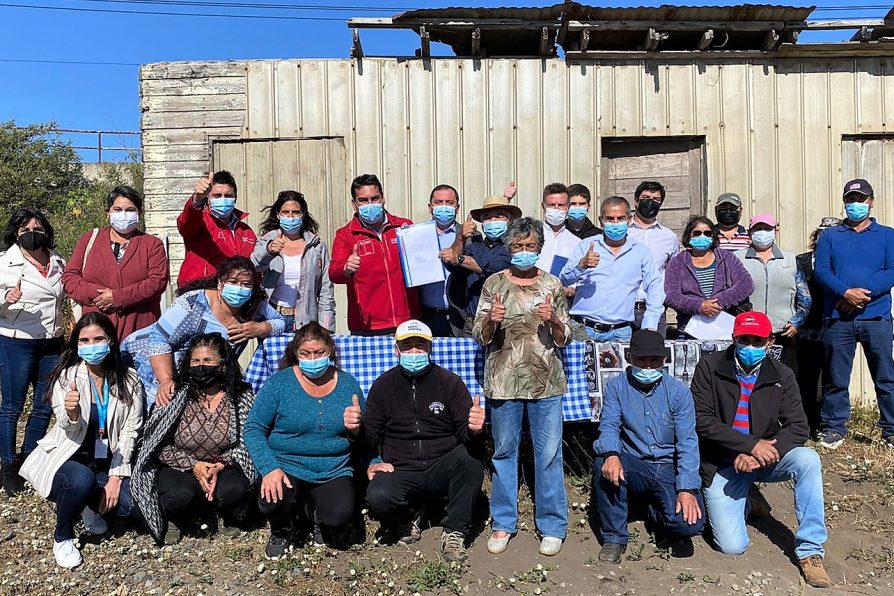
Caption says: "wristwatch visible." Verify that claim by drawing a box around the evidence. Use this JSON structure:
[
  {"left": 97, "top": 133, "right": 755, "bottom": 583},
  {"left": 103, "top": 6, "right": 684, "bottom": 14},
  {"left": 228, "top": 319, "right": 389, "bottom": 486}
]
[{"left": 457, "top": 254, "right": 466, "bottom": 265}]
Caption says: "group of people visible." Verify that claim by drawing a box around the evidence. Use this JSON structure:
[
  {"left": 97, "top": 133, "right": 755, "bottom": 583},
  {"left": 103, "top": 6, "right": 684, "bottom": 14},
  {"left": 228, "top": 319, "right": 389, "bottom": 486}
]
[{"left": 0, "top": 169, "right": 890, "bottom": 590}]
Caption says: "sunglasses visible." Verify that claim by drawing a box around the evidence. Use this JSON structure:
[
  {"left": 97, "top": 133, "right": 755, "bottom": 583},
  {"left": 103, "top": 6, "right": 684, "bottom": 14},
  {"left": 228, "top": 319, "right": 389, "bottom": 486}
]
[{"left": 690, "top": 230, "right": 713, "bottom": 237}]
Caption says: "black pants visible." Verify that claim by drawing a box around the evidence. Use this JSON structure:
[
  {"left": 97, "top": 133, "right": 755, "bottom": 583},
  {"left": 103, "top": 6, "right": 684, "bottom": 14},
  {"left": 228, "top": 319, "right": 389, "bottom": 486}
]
[
  {"left": 157, "top": 466, "right": 252, "bottom": 522},
  {"left": 796, "top": 337, "right": 825, "bottom": 432},
  {"left": 366, "top": 444, "right": 483, "bottom": 536},
  {"left": 420, "top": 306, "right": 453, "bottom": 338},
  {"left": 774, "top": 335, "right": 798, "bottom": 375},
  {"left": 258, "top": 474, "right": 354, "bottom": 536}
]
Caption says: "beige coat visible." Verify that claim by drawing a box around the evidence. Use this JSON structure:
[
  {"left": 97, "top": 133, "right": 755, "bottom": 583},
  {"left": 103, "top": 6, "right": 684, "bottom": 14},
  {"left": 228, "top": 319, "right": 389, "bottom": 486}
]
[
  {"left": 0, "top": 243, "right": 66, "bottom": 339},
  {"left": 20, "top": 363, "right": 144, "bottom": 498}
]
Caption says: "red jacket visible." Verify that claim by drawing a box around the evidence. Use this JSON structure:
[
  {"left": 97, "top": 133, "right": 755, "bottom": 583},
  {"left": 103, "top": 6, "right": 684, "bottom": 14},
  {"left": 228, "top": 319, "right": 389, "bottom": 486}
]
[
  {"left": 176, "top": 198, "right": 256, "bottom": 289},
  {"left": 328, "top": 213, "right": 420, "bottom": 332},
  {"left": 62, "top": 227, "right": 169, "bottom": 342}
]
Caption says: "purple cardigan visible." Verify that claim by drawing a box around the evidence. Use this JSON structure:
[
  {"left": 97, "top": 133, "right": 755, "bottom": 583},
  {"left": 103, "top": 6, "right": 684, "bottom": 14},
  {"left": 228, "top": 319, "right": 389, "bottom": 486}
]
[{"left": 664, "top": 249, "right": 755, "bottom": 315}]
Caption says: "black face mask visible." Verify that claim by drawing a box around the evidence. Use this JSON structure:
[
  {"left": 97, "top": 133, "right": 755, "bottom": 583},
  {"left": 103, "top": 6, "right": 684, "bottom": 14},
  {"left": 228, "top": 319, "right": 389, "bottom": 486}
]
[
  {"left": 17, "top": 230, "right": 46, "bottom": 251},
  {"left": 636, "top": 199, "right": 661, "bottom": 219},
  {"left": 190, "top": 365, "right": 223, "bottom": 389},
  {"left": 716, "top": 208, "right": 740, "bottom": 227}
]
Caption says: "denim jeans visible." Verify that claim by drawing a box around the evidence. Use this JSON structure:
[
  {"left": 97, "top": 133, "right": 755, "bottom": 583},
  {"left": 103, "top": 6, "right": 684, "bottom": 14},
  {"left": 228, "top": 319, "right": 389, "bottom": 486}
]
[
  {"left": 703, "top": 447, "right": 826, "bottom": 559},
  {"left": 584, "top": 325, "right": 633, "bottom": 343},
  {"left": 489, "top": 395, "right": 567, "bottom": 538},
  {"left": 821, "top": 318, "right": 894, "bottom": 437},
  {"left": 0, "top": 335, "right": 61, "bottom": 464},
  {"left": 48, "top": 460, "right": 137, "bottom": 541},
  {"left": 593, "top": 452, "right": 704, "bottom": 545}
]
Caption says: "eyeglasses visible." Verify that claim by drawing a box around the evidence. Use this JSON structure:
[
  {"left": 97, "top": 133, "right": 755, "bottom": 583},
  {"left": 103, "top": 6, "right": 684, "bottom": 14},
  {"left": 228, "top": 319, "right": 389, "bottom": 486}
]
[
  {"left": 690, "top": 230, "right": 713, "bottom": 237},
  {"left": 509, "top": 243, "right": 540, "bottom": 251}
]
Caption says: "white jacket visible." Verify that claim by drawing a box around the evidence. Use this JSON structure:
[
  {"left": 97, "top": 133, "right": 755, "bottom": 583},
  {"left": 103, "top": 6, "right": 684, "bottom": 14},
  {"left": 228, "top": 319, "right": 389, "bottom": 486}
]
[
  {"left": 0, "top": 244, "right": 66, "bottom": 339},
  {"left": 20, "top": 363, "right": 144, "bottom": 498}
]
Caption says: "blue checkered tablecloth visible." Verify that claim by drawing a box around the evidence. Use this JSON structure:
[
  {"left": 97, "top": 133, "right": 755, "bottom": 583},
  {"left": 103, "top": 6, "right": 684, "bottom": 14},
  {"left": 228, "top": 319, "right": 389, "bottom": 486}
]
[{"left": 245, "top": 335, "right": 593, "bottom": 422}]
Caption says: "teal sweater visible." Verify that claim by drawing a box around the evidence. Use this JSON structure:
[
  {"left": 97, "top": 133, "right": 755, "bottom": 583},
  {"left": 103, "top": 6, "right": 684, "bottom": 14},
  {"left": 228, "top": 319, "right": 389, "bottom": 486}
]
[{"left": 244, "top": 367, "right": 364, "bottom": 482}]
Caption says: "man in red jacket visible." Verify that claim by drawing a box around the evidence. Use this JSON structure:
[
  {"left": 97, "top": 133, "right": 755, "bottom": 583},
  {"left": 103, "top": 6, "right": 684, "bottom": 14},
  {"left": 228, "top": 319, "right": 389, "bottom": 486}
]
[
  {"left": 329, "top": 174, "right": 420, "bottom": 335},
  {"left": 176, "top": 170, "right": 257, "bottom": 289}
]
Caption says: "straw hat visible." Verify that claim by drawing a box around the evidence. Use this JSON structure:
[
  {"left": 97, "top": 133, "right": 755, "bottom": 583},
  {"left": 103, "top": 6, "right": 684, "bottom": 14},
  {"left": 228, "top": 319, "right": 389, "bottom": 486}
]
[{"left": 468, "top": 195, "right": 522, "bottom": 222}]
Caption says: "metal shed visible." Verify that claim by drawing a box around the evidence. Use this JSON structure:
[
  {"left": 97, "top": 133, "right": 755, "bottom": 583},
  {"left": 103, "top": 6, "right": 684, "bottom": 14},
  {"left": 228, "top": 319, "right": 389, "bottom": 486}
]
[{"left": 141, "top": 3, "right": 894, "bottom": 407}]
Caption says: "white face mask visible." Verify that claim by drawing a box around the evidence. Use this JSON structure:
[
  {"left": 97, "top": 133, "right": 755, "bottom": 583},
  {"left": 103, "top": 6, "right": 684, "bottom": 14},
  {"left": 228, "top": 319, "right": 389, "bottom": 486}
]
[
  {"left": 544, "top": 207, "right": 568, "bottom": 227},
  {"left": 109, "top": 211, "right": 139, "bottom": 234}
]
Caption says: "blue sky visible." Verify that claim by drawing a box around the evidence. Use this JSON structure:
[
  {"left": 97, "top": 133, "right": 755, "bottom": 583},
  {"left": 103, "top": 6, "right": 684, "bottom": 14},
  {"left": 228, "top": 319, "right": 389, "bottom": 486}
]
[{"left": 0, "top": 1, "right": 881, "bottom": 161}]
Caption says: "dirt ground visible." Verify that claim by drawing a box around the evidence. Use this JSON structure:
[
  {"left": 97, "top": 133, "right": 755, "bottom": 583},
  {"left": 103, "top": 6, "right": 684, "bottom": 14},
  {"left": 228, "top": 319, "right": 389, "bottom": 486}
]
[{"left": 1, "top": 409, "right": 892, "bottom": 596}]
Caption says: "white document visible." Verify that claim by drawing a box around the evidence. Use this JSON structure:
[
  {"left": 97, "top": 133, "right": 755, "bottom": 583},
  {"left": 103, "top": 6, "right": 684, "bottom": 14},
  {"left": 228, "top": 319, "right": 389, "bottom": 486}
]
[
  {"left": 396, "top": 221, "right": 447, "bottom": 288},
  {"left": 684, "top": 311, "right": 736, "bottom": 340}
]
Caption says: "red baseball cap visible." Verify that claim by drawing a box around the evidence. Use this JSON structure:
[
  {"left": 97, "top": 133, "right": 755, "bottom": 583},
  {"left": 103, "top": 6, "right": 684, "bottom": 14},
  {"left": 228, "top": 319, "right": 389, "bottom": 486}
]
[{"left": 732, "top": 311, "right": 772, "bottom": 338}]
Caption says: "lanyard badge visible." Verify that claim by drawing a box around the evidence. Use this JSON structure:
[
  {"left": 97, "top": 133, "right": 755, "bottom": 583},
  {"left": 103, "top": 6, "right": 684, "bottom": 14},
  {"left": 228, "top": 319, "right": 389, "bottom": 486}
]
[{"left": 88, "top": 376, "right": 110, "bottom": 439}]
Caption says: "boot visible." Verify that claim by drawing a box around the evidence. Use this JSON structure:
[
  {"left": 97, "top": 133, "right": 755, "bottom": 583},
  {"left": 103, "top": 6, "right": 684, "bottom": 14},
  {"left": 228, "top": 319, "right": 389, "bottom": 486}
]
[{"left": 1, "top": 462, "right": 26, "bottom": 496}]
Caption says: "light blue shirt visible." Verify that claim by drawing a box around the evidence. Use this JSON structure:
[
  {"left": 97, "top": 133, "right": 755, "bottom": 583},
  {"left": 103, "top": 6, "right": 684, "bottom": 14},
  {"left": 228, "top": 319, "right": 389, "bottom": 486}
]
[
  {"left": 559, "top": 235, "right": 666, "bottom": 329},
  {"left": 418, "top": 222, "right": 457, "bottom": 309}
]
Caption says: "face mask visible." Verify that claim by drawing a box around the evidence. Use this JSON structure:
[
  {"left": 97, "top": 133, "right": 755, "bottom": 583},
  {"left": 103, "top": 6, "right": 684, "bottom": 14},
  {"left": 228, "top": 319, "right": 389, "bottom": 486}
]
[
  {"left": 568, "top": 206, "right": 588, "bottom": 222},
  {"left": 17, "top": 230, "right": 46, "bottom": 251},
  {"left": 109, "top": 211, "right": 139, "bottom": 234},
  {"left": 603, "top": 222, "right": 628, "bottom": 241},
  {"left": 482, "top": 221, "right": 508, "bottom": 240},
  {"left": 716, "top": 208, "right": 740, "bottom": 227},
  {"left": 220, "top": 283, "right": 253, "bottom": 307},
  {"left": 735, "top": 343, "right": 767, "bottom": 367},
  {"left": 845, "top": 201, "right": 870, "bottom": 222},
  {"left": 298, "top": 356, "right": 331, "bottom": 379},
  {"left": 279, "top": 216, "right": 303, "bottom": 234},
  {"left": 210, "top": 197, "right": 236, "bottom": 220},
  {"left": 751, "top": 230, "right": 776, "bottom": 249},
  {"left": 399, "top": 352, "right": 430, "bottom": 375},
  {"left": 358, "top": 203, "right": 384, "bottom": 224},
  {"left": 544, "top": 208, "right": 568, "bottom": 227},
  {"left": 636, "top": 199, "right": 661, "bottom": 219},
  {"left": 689, "top": 235, "right": 713, "bottom": 251},
  {"left": 511, "top": 251, "right": 539, "bottom": 271},
  {"left": 432, "top": 205, "right": 456, "bottom": 226},
  {"left": 78, "top": 343, "right": 110, "bottom": 365},
  {"left": 631, "top": 366, "right": 662, "bottom": 385},
  {"left": 190, "top": 365, "right": 223, "bottom": 389}
]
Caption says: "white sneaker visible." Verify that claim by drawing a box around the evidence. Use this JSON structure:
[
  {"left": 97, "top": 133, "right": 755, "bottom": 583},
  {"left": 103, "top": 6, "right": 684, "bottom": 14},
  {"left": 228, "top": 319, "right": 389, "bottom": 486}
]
[
  {"left": 53, "top": 539, "right": 82, "bottom": 569},
  {"left": 487, "top": 532, "right": 512, "bottom": 554},
  {"left": 81, "top": 506, "right": 108, "bottom": 535},
  {"left": 539, "top": 536, "right": 563, "bottom": 556}
]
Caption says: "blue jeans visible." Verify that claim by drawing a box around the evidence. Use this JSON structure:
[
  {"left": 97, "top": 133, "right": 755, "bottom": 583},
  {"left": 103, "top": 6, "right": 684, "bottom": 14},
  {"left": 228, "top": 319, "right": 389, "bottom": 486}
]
[
  {"left": 584, "top": 325, "right": 633, "bottom": 343},
  {"left": 821, "top": 318, "right": 894, "bottom": 437},
  {"left": 48, "top": 460, "right": 137, "bottom": 541},
  {"left": 489, "top": 396, "right": 567, "bottom": 538},
  {"left": 0, "top": 335, "right": 61, "bottom": 464},
  {"left": 704, "top": 447, "right": 826, "bottom": 559},
  {"left": 593, "top": 452, "right": 704, "bottom": 545}
]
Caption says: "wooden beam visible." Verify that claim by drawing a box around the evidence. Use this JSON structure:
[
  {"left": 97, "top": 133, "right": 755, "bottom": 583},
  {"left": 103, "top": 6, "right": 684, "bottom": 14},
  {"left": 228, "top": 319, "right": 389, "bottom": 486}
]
[
  {"left": 762, "top": 28, "right": 781, "bottom": 51},
  {"left": 471, "top": 27, "right": 481, "bottom": 56},
  {"left": 351, "top": 29, "right": 364, "bottom": 59},
  {"left": 580, "top": 27, "right": 591, "bottom": 52},
  {"left": 644, "top": 28, "right": 669, "bottom": 51},
  {"left": 806, "top": 18, "right": 885, "bottom": 30},
  {"left": 566, "top": 19, "right": 795, "bottom": 32},
  {"left": 697, "top": 29, "right": 714, "bottom": 51},
  {"left": 540, "top": 26, "right": 551, "bottom": 56},
  {"left": 419, "top": 25, "right": 430, "bottom": 57}
]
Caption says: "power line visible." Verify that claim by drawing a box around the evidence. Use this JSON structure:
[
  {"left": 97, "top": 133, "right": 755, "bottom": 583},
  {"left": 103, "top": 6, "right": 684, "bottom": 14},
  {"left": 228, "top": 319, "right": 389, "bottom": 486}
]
[
  {"left": 72, "top": 0, "right": 410, "bottom": 13},
  {"left": 0, "top": 1, "right": 349, "bottom": 20},
  {"left": 0, "top": 58, "right": 140, "bottom": 66}
]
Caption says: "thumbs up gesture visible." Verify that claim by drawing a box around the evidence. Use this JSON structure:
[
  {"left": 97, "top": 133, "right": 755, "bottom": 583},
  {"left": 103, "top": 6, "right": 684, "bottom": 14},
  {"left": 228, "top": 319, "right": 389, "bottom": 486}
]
[
  {"left": 503, "top": 181, "right": 517, "bottom": 201},
  {"left": 5, "top": 279, "right": 22, "bottom": 304},
  {"left": 579, "top": 241, "right": 600, "bottom": 269},
  {"left": 268, "top": 229, "right": 286, "bottom": 255},
  {"left": 538, "top": 293, "right": 555, "bottom": 322},
  {"left": 468, "top": 395, "right": 485, "bottom": 433},
  {"left": 343, "top": 394, "right": 362, "bottom": 433},
  {"left": 345, "top": 243, "right": 361, "bottom": 276},
  {"left": 489, "top": 293, "right": 506, "bottom": 324},
  {"left": 193, "top": 171, "right": 214, "bottom": 201},
  {"left": 462, "top": 214, "right": 477, "bottom": 240},
  {"left": 65, "top": 380, "right": 81, "bottom": 420}
]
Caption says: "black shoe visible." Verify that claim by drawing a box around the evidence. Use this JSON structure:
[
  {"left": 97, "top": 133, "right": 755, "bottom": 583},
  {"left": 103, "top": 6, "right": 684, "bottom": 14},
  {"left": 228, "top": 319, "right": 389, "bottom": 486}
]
[
  {"left": 265, "top": 534, "right": 291, "bottom": 559},
  {"left": 746, "top": 485, "right": 772, "bottom": 521},
  {"left": 1, "top": 462, "right": 25, "bottom": 496},
  {"left": 598, "top": 542, "right": 626, "bottom": 563}
]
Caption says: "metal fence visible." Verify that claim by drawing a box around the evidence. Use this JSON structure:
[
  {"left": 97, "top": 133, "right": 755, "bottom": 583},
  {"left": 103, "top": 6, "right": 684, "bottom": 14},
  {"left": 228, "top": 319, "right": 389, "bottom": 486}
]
[{"left": 59, "top": 128, "right": 141, "bottom": 162}]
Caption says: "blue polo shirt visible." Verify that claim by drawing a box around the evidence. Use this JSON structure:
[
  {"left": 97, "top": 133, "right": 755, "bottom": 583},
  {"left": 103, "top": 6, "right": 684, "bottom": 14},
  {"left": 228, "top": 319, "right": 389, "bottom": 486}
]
[{"left": 446, "top": 234, "right": 510, "bottom": 316}]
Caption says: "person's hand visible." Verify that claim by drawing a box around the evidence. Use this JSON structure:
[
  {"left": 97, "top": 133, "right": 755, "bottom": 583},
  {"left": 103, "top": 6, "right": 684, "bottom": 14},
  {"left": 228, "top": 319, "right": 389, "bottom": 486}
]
[
  {"left": 193, "top": 172, "right": 213, "bottom": 203},
  {"left": 489, "top": 293, "right": 506, "bottom": 324},
  {"left": 156, "top": 378, "right": 176, "bottom": 407},
  {"left": 835, "top": 298, "right": 857, "bottom": 315},
  {"left": 844, "top": 288, "right": 871, "bottom": 307},
  {"left": 468, "top": 395, "right": 485, "bottom": 433},
  {"left": 676, "top": 491, "right": 703, "bottom": 525},
  {"left": 601, "top": 455, "right": 625, "bottom": 487},
  {"left": 503, "top": 181, "right": 517, "bottom": 201},
  {"left": 267, "top": 230, "right": 286, "bottom": 254},
  {"left": 734, "top": 454, "right": 761, "bottom": 473},
  {"left": 227, "top": 321, "right": 265, "bottom": 344},
  {"left": 345, "top": 244, "right": 361, "bottom": 276},
  {"left": 751, "top": 439, "right": 779, "bottom": 467},
  {"left": 261, "top": 468, "right": 293, "bottom": 504},
  {"left": 344, "top": 394, "right": 362, "bottom": 433},
  {"left": 563, "top": 286, "right": 576, "bottom": 300},
  {"left": 700, "top": 299, "right": 723, "bottom": 317},
  {"left": 5, "top": 280, "right": 22, "bottom": 304},
  {"left": 64, "top": 381, "right": 81, "bottom": 420},
  {"left": 537, "top": 293, "right": 555, "bottom": 322},
  {"left": 94, "top": 288, "right": 115, "bottom": 312},
  {"left": 462, "top": 214, "right": 477, "bottom": 240},
  {"left": 439, "top": 247, "right": 459, "bottom": 266},
  {"left": 204, "top": 463, "right": 225, "bottom": 501},
  {"left": 99, "top": 476, "right": 123, "bottom": 514},
  {"left": 367, "top": 462, "right": 395, "bottom": 481},
  {"left": 192, "top": 461, "right": 215, "bottom": 496},
  {"left": 579, "top": 241, "right": 599, "bottom": 269},
  {"left": 781, "top": 322, "right": 798, "bottom": 338}
]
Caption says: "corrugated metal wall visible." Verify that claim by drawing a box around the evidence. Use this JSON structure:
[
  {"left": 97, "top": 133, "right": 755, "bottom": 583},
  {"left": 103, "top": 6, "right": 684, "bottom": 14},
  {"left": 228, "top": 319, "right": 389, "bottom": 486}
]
[{"left": 141, "top": 56, "right": 894, "bottom": 406}]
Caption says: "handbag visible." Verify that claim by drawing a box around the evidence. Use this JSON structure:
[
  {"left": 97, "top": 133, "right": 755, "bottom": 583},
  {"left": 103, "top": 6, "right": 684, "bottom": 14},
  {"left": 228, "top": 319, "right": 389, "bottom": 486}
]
[{"left": 70, "top": 228, "right": 99, "bottom": 322}]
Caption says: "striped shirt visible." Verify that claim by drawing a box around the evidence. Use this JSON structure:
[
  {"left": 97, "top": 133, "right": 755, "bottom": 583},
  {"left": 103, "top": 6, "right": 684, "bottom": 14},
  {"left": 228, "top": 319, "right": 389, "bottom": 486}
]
[
  {"left": 733, "top": 370, "right": 758, "bottom": 434},
  {"left": 717, "top": 225, "right": 751, "bottom": 252},
  {"left": 628, "top": 218, "right": 680, "bottom": 300},
  {"left": 694, "top": 262, "right": 716, "bottom": 297}
]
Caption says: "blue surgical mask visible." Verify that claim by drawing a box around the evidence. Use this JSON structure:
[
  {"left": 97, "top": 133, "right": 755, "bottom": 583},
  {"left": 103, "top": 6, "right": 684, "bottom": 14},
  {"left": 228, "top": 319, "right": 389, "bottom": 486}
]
[
  {"left": 432, "top": 205, "right": 456, "bottom": 226},
  {"left": 750, "top": 230, "right": 775, "bottom": 249},
  {"left": 631, "top": 366, "right": 662, "bottom": 385},
  {"left": 689, "top": 235, "right": 713, "bottom": 251},
  {"left": 603, "top": 221, "right": 628, "bottom": 241},
  {"left": 298, "top": 356, "right": 331, "bottom": 379},
  {"left": 358, "top": 203, "right": 384, "bottom": 224},
  {"left": 845, "top": 201, "right": 870, "bottom": 222},
  {"left": 78, "top": 343, "right": 110, "bottom": 365},
  {"left": 399, "top": 352, "right": 430, "bottom": 375},
  {"left": 482, "top": 221, "right": 508, "bottom": 240},
  {"left": 209, "top": 197, "right": 236, "bottom": 220},
  {"left": 220, "top": 283, "right": 253, "bottom": 307},
  {"left": 279, "top": 216, "right": 303, "bottom": 234},
  {"left": 736, "top": 343, "right": 767, "bottom": 367},
  {"left": 567, "top": 206, "right": 588, "bottom": 222},
  {"left": 511, "top": 251, "right": 539, "bottom": 271}
]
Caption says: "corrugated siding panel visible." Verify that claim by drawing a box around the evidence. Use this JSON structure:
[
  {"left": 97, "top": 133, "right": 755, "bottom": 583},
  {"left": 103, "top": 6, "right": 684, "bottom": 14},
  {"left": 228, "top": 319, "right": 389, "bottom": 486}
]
[
  {"left": 774, "top": 61, "right": 804, "bottom": 244},
  {"left": 460, "top": 60, "right": 490, "bottom": 213}
]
